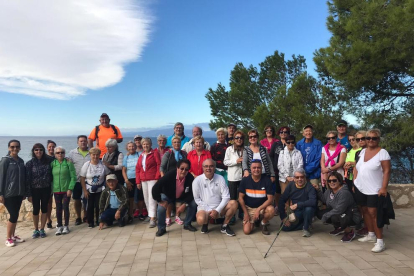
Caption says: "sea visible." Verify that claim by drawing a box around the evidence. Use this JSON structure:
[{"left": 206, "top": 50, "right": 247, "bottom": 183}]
[{"left": 0, "top": 136, "right": 218, "bottom": 162}]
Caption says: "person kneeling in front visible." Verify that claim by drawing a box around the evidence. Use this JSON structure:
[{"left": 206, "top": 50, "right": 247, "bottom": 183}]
[
  {"left": 152, "top": 159, "right": 198, "bottom": 237},
  {"left": 239, "top": 160, "right": 275, "bottom": 235},
  {"left": 193, "top": 159, "right": 238, "bottom": 236},
  {"left": 278, "top": 168, "right": 317, "bottom": 237},
  {"left": 98, "top": 174, "right": 128, "bottom": 229}
]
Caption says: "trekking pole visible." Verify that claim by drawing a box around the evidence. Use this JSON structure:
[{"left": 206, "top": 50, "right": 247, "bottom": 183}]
[{"left": 264, "top": 218, "right": 287, "bottom": 258}]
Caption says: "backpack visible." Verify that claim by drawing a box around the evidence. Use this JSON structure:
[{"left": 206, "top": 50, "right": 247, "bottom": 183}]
[{"left": 95, "top": 124, "right": 118, "bottom": 139}]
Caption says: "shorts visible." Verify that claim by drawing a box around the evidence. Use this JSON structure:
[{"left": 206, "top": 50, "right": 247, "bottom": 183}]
[
  {"left": 126, "top": 178, "right": 137, "bottom": 199},
  {"left": 72, "top": 182, "right": 83, "bottom": 200},
  {"left": 354, "top": 186, "right": 378, "bottom": 208},
  {"left": 244, "top": 206, "right": 264, "bottom": 224},
  {"left": 134, "top": 184, "right": 144, "bottom": 203}
]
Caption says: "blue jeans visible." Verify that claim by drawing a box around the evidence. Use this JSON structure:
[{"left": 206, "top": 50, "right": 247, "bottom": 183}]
[
  {"left": 283, "top": 206, "right": 315, "bottom": 231},
  {"left": 157, "top": 194, "right": 197, "bottom": 230},
  {"left": 100, "top": 208, "right": 127, "bottom": 226}
]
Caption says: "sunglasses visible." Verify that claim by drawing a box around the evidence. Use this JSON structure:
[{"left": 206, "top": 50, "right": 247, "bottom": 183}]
[
  {"left": 34, "top": 148, "right": 44, "bottom": 152},
  {"left": 356, "top": 137, "right": 366, "bottom": 142},
  {"left": 327, "top": 136, "right": 337, "bottom": 140},
  {"left": 179, "top": 167, "right": 189, "bottom": 172},
  {"left": 366, "top": 137, "right": 379, "bottom": 141},
  {"left": 265, "top": 129, "right": 273, "bottom": 133},
  {"left": 9, "top": 146, "right": 20, "bottom": 149},
  {"left": 134, "top": 138, "right": 142, "bottom": 141},
  {"left": 349, "top": 138, "right": 355, "bottom": 141},
  {"left": 234, "top": 136, "right": 243, "bottom": 140},
  {"left": 286, "top": 141, "right": 295, "bottom": 145},
  {"left": 327, "top": 179, "right": 338, "bottom": 183},
  {"left": 55, "top": 152, "right": 65, "bottom": 155},
  {"left": 280, "top": 131, "right": 289, "bottom": 134},
  {"left": 249, "top": 135, "right": 258, "bottom": 139},
  {"left": 294, "top": 176, "right": 305, "bottom": 179}
]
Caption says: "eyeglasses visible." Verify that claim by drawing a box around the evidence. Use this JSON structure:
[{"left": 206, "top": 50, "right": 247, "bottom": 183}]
[
  {"left": 179, "top": 167, "right": 189, "bottom": 172},
  {"left": 280, "top": 131, "right": 289, "bottom": 134},
  {"left": 55, "top": 152, "right": 65, "bottom": 155},
  {"left": 234, "top": 137, "right": 243, "bottom": 140},
  {"left": 265, "top": 129, "right": 273, "bottom": 133},
  {"left": 174, "top": 127, "right": 183, "bottom": 130},
  {"left": 356, "top": 137, "right": 366, "bottom": 142},
  {"left": 203, "top": 165, "right": 215, "bottom": 168},
  {"left": 134, "top": 138, "right": 142, "bottom": 141},
  {"left": 349, "top": 138, "right": 355, "bottom": 141},
  {"left": 327, "top": 136, "right": 337, "bottom": 140},
  {"left": 34, "top": 148, "right": 44, "bottom": 152},
  {"left": 327, "top": 179, "right": 338, "bottom": 183},
  {"left": 366, "top": 137, "right": 379, "bottom": 141},
  {"left": 9, "top": 146, "right": 20, "bottom": 149},
  {"left": 249, "top": 135, "right": 258, "bottom": 139},
  {"left": 294, "top": 176, "right": 305, "bottom": 179},
  {"left": 286, "top": 141, "right": 295, "bottom": 145}
]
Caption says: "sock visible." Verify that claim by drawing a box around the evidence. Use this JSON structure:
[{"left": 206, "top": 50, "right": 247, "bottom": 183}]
[
  {"left": 261, "top": 220, "right": 268, "bottom": 226},
  {"left": 377, "top": 239, "right": 384, "bottom": 246},
  {"left": 368, "top": 232, "right": 376, "bottom": 237},
  {"left": 222, "top": 224, "right": 227, "bottom": 228}
]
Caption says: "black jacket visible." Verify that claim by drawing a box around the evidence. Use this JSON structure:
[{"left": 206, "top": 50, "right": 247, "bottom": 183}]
[
  {"left": 0, "top": 155, "right": 29, "bottom": 198},
  {"left": 152, "top": 169, "right": 194, "bottom": 203},
  {"left": 377, "top": 193, "right": 395, "bottom": 228}
]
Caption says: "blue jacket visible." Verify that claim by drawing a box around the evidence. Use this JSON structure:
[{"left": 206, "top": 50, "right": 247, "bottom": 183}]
[
  {"left": 166, "top": 134, "right": 190, "bottom": 147},
  {"left": 296, "top": 137, "right": 322, "bottom": 179}
]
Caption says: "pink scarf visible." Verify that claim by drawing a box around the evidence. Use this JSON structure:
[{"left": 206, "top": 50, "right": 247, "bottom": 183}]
[{"left": 324, "top": 142, "right": 344, "bottom": 167}]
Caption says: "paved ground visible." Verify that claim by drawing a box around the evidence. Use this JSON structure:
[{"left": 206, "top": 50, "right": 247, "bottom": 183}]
[{"left": 0, "top": 208, "right": 413, "bottom": 276}]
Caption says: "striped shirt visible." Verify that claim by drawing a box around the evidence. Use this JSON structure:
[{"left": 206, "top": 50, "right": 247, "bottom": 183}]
[{"left": 239, "top": 175, "right": 273, "bottom": 208}]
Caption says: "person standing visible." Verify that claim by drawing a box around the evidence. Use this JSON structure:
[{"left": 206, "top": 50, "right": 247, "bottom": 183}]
[
  {"left": 277, "top": 135, "right": 303, "bottom": 193},
  {"left": 343, "top": 132, "right": 361, "bottom": 191},
  {"left": 45, "top": 139, "right": 56, "bottom": 229},
  {"left": 181, "top": 126, "right": 211, "bottom": 153},
  {"left": 166, "top": 122, "right": 190, "bottom": 147},
  {"left": 337, "top": 120, "right": 351, "bottom": 151},
  {"left": 210, "top": 128, "right": 228, "bottom": 180},
  {"left": 88, "top": 113, "right": 123, "bottom": 158},
  {"left": 122, "top": 141, "right": 140, "bottom": 223},
  {"left": 102, "top": 139, "right": 124, "bottom": 184},
  {"left": 321, "top": 131, "right": 347, "bottom": 187},
  {"left": 260, "top": 125, "right": 278, "bottom": 153},
  {"left": 187, "top": 136, "right": 212, "bottom": 177},
  {"left": 226, "top": 123, "right": 237, "bottom": 145}
]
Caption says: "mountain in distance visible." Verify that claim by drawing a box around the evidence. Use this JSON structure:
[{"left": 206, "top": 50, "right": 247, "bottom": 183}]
[{"left": 121, "top": 122, "right": 217, "bottom": 138}]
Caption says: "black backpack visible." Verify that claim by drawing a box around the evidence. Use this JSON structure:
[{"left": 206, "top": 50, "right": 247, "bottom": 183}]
[{"left": 95, "top": 124, "right": 118, "bottom": 139}]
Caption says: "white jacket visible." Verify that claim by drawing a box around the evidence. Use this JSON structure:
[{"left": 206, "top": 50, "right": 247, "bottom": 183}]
[
  {"left": 181, "top": 138, "right": 211, "bottom": 153},
  {"left": 223, "top": 146, "right": 243, "bottom": 181},
  {"left": 277, "top": 148, "right": 303, "bottom": 182}
]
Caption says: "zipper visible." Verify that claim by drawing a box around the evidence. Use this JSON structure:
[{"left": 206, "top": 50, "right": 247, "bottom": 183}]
[{"left": 17, "top": 159, "right": 21, "bottom": 196}]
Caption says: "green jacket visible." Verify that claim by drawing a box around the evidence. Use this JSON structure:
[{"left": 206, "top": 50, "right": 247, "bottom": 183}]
[
  {"left": 51, "top": 159, "right": 76, "bottom": 193},
  {"left": 99, "top": 184, "right": 128, "bottom": 217}
]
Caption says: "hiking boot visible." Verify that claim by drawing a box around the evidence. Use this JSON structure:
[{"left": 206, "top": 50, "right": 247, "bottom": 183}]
[
  {"left": 156, "top": 228, "right": 166, "bottom": 237},
  {"left": 341, "top": 231, "right": 356, "bottom": 242},
  {"left": 330, "top": 227, "right": 344, "bottom": 236},
  {"left": 39, "top": 229, "right": 46, "bottom": 238},
  {"left": 32, "top": 230, "right": 40, "bottom": 239},
  {"left": 302, "top": 229, "right": 311, "bottom": 237},
  {"left": 75, "top": 218, "right": 82, "bottom": 225},
  {"left": 221, "top": 225, "right": 236, "bottom": 236},
  {"left": 261, "top": 223, "right": 270, "bottom": 235},
  {"left": 358, "top": 235, "right": 377, "bottom": 243},
  {"left": 201, "top": 224, "right": 209, "bottom": 234},
  {"left": 371, "top": 242, "right": 385, "bottom": 253}
]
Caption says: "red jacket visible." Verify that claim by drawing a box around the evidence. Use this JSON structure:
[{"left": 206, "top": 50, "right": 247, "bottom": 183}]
[
  {"left": 135, "top": 150, "right": 161, "bottom": 184},
  {"left": 187, "top": 150, "right": 212, "bottom": 176}
]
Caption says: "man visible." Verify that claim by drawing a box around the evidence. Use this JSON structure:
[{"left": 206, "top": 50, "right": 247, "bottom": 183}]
[
  {"left": 239, "top": 160, "right": 275, "bottom": 235},
  {"left": 152, "top": 159, "right": 197, "bottom": 237},
  {"left": 337, "top": 120, "right": 351, "bottom": 151},
  {"left": 166, "top": 122, "right": 190, "bottom": 147},
  {"left": 278, "top": 168, "right": 317, "bottom": 237},
  {"left": 88, "top": 113, "right": 123, "bottom": 158},
  {"left": 226, "top": 123, "right": 237, "bottom": 145},
  {"left": 67, "top": 135, "right": 91, "bottom": 225},
  {"left": 98, "top": 174, "right": 128, "bottom": 229},
  {"left": 193, "top": 159, "right": 238, "bottom": 236},
  {"left": 181, "top": 126, "right": 211, "bottom": 153},
  {"left": 296, "top": 124, "right": 322, "bottom": 188}
]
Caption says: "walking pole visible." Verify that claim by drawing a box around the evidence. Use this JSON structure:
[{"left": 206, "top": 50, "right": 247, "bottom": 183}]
[{"left": 264, "top": 218, "right": 287, "bottom": 258}]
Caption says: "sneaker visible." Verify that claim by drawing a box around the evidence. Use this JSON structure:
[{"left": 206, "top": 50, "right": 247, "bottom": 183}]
[
  {"left": 142, "top": 208, "right": 148, "bottom": 217},
  {"left": 75, "top": 218, "right": 82, "bottom": 225},
  {"left": 341, "top": 231, "right": 356, "bottom": 242},
  {"left": 184, "top": 224, "right": 197, "bottom": 232},
  {"left": 357, "top": 227, "right": 368, "bottom": 237},
  {"left": 302, "top": 229, "right": 311, "bottom": 237},
  {"left": 46, "top": 222, "right": 53, "bottom": 229},
  {"left": 149, "top": 220, "right": 156, "bottom": 228},
  {"left": 201, "top": 224, "right": 209, "bottom": 234},
  {"left": 261, "top": 223, "right": 270, "bottom": 235},
  {"left": 127, "top": 216, "right": 133, "bottom": 224},
  {"left": 62, "top": 226, "right": 70, "bottom": 234},
  {"left": 88, "top": 223, "right": 94, "bottom": 229},
  {"left": 133, "top": 209, "right": 140, "bottom": 218},
  {"left": 330, "top": 227, "right": 345, "bottom": 236},
  {"left": 143, "top": 217, "right": 150, "bottom": 223},
  {"left": 156, "top": 228, "right": 166, "bottom": 237},
  {"left": 39, "top": 229, "right": 46, "bottom": 238},
  {"left": 221, "top": 225, "right": 236, "bottom": 237},
  {"left": 55, "top": 227, "right": 63, "bottom": 236},
  {"left": 175, "top": 216, "right": 184, "bottom": 225},
  {"left": 5, "top": 238, "right": 15, "bottom": 247},
  {"left": 166, "top": 218, "right": 172, "bottom": 227},
  {"left": 138, "top": 214, "right": 145, "bottom": 221},
  {"left": 32, "top": 230, "right": 40, "bottom": 239},
  {"left": 12, "top": 236, "right": 25, "bottom": 243},
  {"left": 358, "top": 235, "right": 377, "bottom": 243},
  {"left": 371, "top": 242, "right": 385, "bottom": 253}
]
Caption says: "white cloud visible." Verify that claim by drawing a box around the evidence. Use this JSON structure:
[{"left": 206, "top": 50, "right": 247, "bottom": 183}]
[{"left": 0, "top": 0, "right": 152, "bottom": 100}]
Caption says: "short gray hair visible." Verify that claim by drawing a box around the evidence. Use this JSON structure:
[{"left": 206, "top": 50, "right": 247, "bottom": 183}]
[
  {"left": 367, "top": 129, "right": 381, "bottom": 137},
  {"left": 216, "top": 127, "right": 227, "bottom": 135},
  {"left": 294, "top": 168, "right": 306, "bottom": 177},
  {"left": 125, "top": 141, "right": 136, "bottom": 150},
  {"left": 54, "top": 146, "right": 65, "bottom": 154},
  {"left": 193, "top": 126, "right": 203, "bottom": 135},
  {"left": 142, "top": 137, "right": 152, "bottom": 146},
  {"left": 157, "top": 134, "right": 167, "bottom": 141},
  {"left": 202, "top": 158, "right": 216, "bottom": 168},
  {"left": 105, "top": 138, "right": 118, "bottom": 149}
]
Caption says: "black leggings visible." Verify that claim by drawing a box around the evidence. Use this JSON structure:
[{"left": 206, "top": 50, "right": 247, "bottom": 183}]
[
  {"left": 4, "top": 196, "right": 23, "bottom": 223},
  {"left": 54, "top": 193, "right": 71, "bottom": 227},
  {"left": 87, "top": 192, "right": 101, "bottom": 224},
  {"left": 32, "top": 187, "right": 51, "bottom": 215},
  {"left": 228, "top": 181, "right": 241, "bottom": 200}
]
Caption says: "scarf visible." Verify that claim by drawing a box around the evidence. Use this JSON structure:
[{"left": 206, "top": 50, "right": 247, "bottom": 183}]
[
  {"left": 172, "top": 149, "right": 182, "bottom": 162},
  {"left": 324, "top": 143, "right": 344, "bottom": 167}
]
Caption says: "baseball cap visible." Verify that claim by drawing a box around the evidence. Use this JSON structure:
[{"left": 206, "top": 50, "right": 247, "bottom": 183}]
[
  {"left": 106, "top": 174, "right": 117, "bottom": 181},
  {"left": 227, "top": 123, "right": 237, "bottom": 127},
  {"left": 337, "top": 120, "right": 348, "bottom": 127},
  {"left": 100, "top": 113, "right": 109, "bottom": 118},
  {"left": 134, "top": 135, "right": 143, "bottom": 140},
  {"left": 303, "top": 124, "right": 313, "bottom": 130}
]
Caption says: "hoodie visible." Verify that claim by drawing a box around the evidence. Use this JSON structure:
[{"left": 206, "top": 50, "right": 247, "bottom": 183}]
[{"left": 0, "top": 155, "right": 29, "bottom": 198}]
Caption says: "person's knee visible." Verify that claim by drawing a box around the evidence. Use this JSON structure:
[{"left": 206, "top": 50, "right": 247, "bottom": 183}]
[
  {"left": 228, "top": 200, "right": 238, "bottom": 211},
  {"left": 243, "top": 224, "right": 252, "bottom": 235},
  {"left": 196, "top": 211, "right": 207, "bottom": 225},
  {"left": 264, "top": 205, "right": 275, "bottom": 217},
  {"left": 367, "top": 208, "right": 377, "bottom": 219}
]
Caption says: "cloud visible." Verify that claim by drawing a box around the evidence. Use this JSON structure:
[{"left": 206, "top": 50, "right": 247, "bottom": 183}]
[{"left": 0, "top": 0, "right": 152, "bottom": 100}]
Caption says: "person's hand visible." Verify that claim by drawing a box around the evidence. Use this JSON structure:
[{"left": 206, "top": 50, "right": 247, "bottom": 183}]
[
  {"left": 28, "top": 197, "right": 32, "bottom": 203},
  {"left": 160, "top": 172, "right": 165, "bottom": 177},
  {"left": 271, "top": 177, "right": 276, "bottom": 183},
  {"left": 137, "top": 183, "right": 142, "bottom": 190},
  {"left": 126, "top": 181, "right": 132, "bottom": 191},
  {"left": 115, "top": 210, "right": 121, "bottom": 220},
  {"left": 243, "top": 171, "right": 249, "bottom": 178},
  {"left": 99, "top": 222, "right": 105, "bottom": 230},
  {"left": 158, "top": 200, "right": 168, "bottom": 210},
  {"left": 290, "top": 203, "right": 298, "bottom": 211},
  {"left": 311, "top": 183, "right": 319, "bottom": 190},
  {"left": 287, "top": 176, "right": 294, "bottom": 182},
  {"left": 378, "top": 187, "right": 387, "bottom": 197},
  {"left": 243, "top": 213, "right": 250, "bottom": 224},
  {"left": 253, "top": 209, "right": 260, "bottom": 221},
  {"left": 284, "top": 218, "right": 291, "bottom": 227},
  {"left": 209, "top": 210, "right": 219, "bottom": 219},
  {"left": 84, "top": 190, "right": 89, "bottom": 199},
  {"left": 343, "top": 162, "right": 350, "bottom": 170},
  {"left": 67, "top": 190, "right": 72, "bottom": 197},
  {"left": 236, "top": 157, "right": 243, "bottom": 164},
  {"left": 0, "top": 196, "right": 3, "bottom": 204}
]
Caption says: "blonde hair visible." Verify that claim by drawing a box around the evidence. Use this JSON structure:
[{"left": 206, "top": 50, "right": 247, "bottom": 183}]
[
  {"left": 366, "top": 129, "right": 381, "bottom": 137},
  {"left": 89, "top": 147, "right": 101, "bottom": 155},
  {"left": 216, "top": 128, "right": 227, "bottom": 135},
  {"left": 355, "top": 130, "right": 367, "bottom": 138},
  {"left": 193, "top": 136, "right": 205, "bottom": 144},
  {"left": 326, "top": 130, "right": 338, "bottom": 137}
]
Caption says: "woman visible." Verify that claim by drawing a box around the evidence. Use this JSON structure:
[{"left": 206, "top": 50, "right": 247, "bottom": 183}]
[
  {"left": 344, "top": 132, "right": 362, "bottom": 191},
  {"left": 224, "top": 130, "right": 245, "bottom": 202},
  {"left": 154, "top": 135, "right": 169, "bottom": 160},
  {"left": 81, "top": 147, "right": 110, "bottom": 228},
  {"left": 314, "top": 172, "right": 357, "bottom": 242},
  {"left": 355, "top": 130, "right": 367, "bottom": 163},
  {"left": 277, "top": 126, "right": 290, "bottom": 147},
  {"left": 45, "top": 140, "right": 56, "bottom": 229},
  {"left": 102, "top": 139, "right": 124, "bottom": 184},
  {"left": 0, "top": 140, "right": 28, "bottom": 247},
  {"left": 26, "top": 143, "right": 52, "bottom": 239},
  {"left": 51, "top": 146, "right": 76, "bottom": 235},
  {"left": 321, "top": 131, "right": 346, "bottom": 188},
  {"left": 260, "top": 125, "right": 278, "bottom": 152},
  {"left": 136, "top": 138, "right": 161, "bottom": 228},
  {"left": 354, "top": 129, "right": 391, "bottom": 253},
  {"left": 242, "top": 129, "right": 275, "bottom": 182},
  {"left": 210, "top": 128, "right": 228, "bottom": 180},
  {"left": 187, "top": 136, "right": 212, "bottom": 177},
  {"left": 277, "top": 135, "right": 303, "bottom": 193},
  {"left": 46, "top": 140, "right": 56, "bottom": 158},
  {"left": 122, "top": 141, "right": 140, "bottom": 223},
  {"left": 160, "top": 136, "right": 187, "bottom": 177}
]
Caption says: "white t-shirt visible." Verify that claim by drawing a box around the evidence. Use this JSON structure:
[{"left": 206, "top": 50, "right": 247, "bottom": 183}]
[
  {"left": 80, "top": 161, "right": 110, "bottom": 193},
  {"left": 252, "top": 152, "right": 265, "bottom": 174},
  {"left": 322, "top": 147, "right": 346, "bottom": 176},
  {"left": 354, "top": 149, "right": 391, "bottom": 195}
]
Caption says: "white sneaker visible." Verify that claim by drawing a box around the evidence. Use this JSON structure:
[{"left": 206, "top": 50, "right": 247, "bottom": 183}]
[
  {"left": 5, "top": 238, "right": 15, "bottom": 247},
  {"left": 358, "top": 235, "right": 377, "bottom": 243},
  {"left": 371, "top": 242, "right": 385, "bottom": 253},
  {"left": 55, "top": 226, "right": 63, "bottom": 236},
  {"left": 62, "top": 226, "right": 70, "bottom": 234},
  {"left": 12, "top": 235, "right": 25, "bottom": 243}
]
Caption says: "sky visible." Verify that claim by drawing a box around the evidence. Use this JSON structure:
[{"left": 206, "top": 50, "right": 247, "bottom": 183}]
[{"left": 0, "top": 0, "right": 332, "bottom": 136}]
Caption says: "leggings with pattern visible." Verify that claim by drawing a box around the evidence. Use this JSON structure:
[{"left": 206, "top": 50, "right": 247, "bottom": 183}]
[{"left": 54, "top": 193, "right": 71, "bottom": 227}]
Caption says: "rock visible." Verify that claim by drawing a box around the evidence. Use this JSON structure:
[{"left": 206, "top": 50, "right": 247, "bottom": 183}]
[{"left": 396, "top": 195, "right": 409, "bottom": 206}]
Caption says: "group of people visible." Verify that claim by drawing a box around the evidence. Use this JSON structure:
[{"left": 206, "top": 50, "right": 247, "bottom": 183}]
[{"left": 0, "top": 113, "right": 391, "bottom": 254}]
